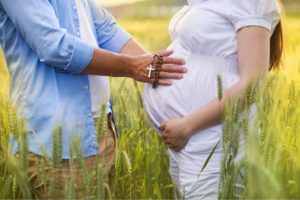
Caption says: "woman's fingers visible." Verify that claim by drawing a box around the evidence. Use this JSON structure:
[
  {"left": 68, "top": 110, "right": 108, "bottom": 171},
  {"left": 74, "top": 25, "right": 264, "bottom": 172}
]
[
  {"left": 163, "top": 139, "right": 171, "bottom": 146},
  {"left": 162, "top": 135, "right": 167, "bottom": 140},
  {"left": 164, "top": 140, "right": 180, "bottom": 151},
  {"left": 173, "top": 147, "right": 182, "bottom": 152},
  {"left": 162, "top": 136, "right": 180, "bottom": 151},
  {"left": 160, "top": 123, "right": 167, "bottom": 131}
]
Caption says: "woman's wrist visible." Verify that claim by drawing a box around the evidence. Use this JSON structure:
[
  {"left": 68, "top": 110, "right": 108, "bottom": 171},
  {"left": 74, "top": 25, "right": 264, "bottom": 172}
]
[{"left": 182, "top": 116, "right": 197, "bottom": 137}]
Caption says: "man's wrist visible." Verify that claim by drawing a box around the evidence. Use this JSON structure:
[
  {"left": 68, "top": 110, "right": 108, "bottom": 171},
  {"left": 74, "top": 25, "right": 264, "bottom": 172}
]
[{"left": 121, "top": 54, "right": 135, "bottom": 78}]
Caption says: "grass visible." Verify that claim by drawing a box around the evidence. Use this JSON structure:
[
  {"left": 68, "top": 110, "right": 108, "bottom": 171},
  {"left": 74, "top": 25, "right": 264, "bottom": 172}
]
[
  {"left": 0, "top": 15, "right": 300, "bottom": 199},
  {"left": 0, "top": 51, "right": 8, "bottom": 96}
]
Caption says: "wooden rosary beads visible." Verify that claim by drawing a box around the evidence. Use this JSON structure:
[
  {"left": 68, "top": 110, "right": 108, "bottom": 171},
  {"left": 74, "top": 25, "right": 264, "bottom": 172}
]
[{"left": 152, "top": 55, "right": 164, "bottom": 89}]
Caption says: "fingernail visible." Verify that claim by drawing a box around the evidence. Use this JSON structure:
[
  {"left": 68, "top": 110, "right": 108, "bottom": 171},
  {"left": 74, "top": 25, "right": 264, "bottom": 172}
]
[
  {"left": 183, "top": 68, "right": 188, "bottom": 73},
  {"left": 178, "top": 75, "right": 183, "bottom": 79}
]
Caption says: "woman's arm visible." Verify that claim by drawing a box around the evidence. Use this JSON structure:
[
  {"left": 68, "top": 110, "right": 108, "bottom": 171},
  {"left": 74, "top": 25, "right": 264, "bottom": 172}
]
[{"left": 160, "top": 26, "right": 271, "bottom": 151}]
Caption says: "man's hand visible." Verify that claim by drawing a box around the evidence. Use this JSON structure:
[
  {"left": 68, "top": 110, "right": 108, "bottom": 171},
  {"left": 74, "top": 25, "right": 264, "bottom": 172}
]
[
  {"left": 83, "top": 46, "right": 186, "bottom": 85},
  {"left": 129, "top": 50, "right": 187, "bottom": 86},
  {"left": 160, "top": 118, "right": 192, "bottom": 151}
]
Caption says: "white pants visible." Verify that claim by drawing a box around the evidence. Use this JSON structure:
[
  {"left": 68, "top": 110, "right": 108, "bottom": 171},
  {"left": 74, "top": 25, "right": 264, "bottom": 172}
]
[{"left": 169, "top": 148, "right": 222, "bottom": 200}]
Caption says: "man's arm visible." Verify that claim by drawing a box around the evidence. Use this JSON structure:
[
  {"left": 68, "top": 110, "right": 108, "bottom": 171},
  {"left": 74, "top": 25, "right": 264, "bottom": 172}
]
[
  {"left": 85, "top": 1, "right": 187, "bottom": 84},
  {"left": 87, "top": 0, "right": 132, "bottom": 53},
  {"left": 83, "top": 42, "right": 186, "bottom": 86},
  {"left": 1, "top": 0, "right": 187, "bottom": 84},
  {"left": 83, "top": 38, "right": 147, "bottom": 77},
  {"left": 1, "top": 0, "right": 93, "bottom": 73}
]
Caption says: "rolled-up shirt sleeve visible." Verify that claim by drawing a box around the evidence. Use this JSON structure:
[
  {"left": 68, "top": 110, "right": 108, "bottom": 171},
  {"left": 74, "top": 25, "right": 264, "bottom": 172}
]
[
  {"left": 0, "top": 0, "right": 93, "bottom": 73},
  {"left": 87, "top": 0, "right": 132, "bottom": 53}
]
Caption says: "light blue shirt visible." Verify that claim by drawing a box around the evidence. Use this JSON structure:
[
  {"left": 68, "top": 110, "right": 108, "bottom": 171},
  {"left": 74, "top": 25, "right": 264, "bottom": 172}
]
[{"left": 0, "top": 0, "right": 131, "bottom": 158}]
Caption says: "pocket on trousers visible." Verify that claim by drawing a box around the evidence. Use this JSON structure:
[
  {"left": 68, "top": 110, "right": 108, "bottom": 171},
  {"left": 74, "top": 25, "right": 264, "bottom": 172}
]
[{"left": 184, "top": 139, "right": 222, "bottom": 154}]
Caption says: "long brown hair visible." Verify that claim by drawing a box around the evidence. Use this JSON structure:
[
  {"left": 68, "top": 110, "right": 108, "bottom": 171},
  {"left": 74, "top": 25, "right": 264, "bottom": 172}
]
[{"left": 269, "top": 16, "right": 284, "bottom": 70}]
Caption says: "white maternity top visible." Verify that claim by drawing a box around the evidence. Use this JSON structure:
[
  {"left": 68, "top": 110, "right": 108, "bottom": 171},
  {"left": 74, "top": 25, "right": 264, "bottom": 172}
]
[{"left": 144, "top": 0, "right": 280, "bottom": 188}]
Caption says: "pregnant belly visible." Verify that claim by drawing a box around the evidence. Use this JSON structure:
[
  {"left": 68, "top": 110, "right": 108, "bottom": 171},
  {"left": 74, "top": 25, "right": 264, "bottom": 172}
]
[{"left": 143, "top": 49, "right": 240, "bottom": 133}]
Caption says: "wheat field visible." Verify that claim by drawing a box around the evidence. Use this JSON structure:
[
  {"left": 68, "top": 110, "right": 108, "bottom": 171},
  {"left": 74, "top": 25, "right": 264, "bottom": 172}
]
[{"left": 0, "top": 15, "right": 299, "bottom": 199}]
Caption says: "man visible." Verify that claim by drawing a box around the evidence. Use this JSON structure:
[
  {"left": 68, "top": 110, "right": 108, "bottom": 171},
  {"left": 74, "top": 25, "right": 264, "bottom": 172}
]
[{"left": 0, "top": 0, "right": 186, "bottom": 198}]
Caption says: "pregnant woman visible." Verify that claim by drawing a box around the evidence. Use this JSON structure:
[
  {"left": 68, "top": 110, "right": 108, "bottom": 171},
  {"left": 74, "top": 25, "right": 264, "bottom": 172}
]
[{"left": 144, "top": 0, "right": 282, "bottom": 199}]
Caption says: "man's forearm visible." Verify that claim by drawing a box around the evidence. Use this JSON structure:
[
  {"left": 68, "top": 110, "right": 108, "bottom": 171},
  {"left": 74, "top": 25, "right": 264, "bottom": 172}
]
[
  {"left": 83, "top": 47, "right": 134, "bottom": 77},
  {"left": 83, "top": 38, "right": 187, "bottom": 85},
  {"left": 120, "top": 38, "right": 148, "bottom": 55},
  {"left": 83, "top": 39, "right": 147, "bottom": 77}
]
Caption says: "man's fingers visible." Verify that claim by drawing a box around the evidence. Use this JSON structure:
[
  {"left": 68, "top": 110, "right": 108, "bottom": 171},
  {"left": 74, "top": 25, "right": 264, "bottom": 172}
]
[
  {"left": 142, "top": 77, "right": 172, "bottom": 86},
  {"left": 158, "top": 79, "right": 173, "bottom": 86},
  {"left": 142, "top": 64, "right": 188, "bottom": 86},
  {"left": 156, "top": 50, "right": 174, "bottom": 57},
  {"left": 161, "top": 64, "right": 187, "bottom": 73},
  {"left": 159, "top": 72, "right": 183, "bottom": 80},
  {"left": 163, "top": 56, "right": 185, "bottom": 65}
]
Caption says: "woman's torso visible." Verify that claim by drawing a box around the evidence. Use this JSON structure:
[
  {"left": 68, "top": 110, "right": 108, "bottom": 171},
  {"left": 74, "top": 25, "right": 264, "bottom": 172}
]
[
  {"left": 144, "top": 1, "right": 240, "bottom": 148},
  {"left": 144, "top": 0, "right": 280, "bottom": 154},
  {"left": 143, "top": 0, "right": 280, "bottom": 189}
]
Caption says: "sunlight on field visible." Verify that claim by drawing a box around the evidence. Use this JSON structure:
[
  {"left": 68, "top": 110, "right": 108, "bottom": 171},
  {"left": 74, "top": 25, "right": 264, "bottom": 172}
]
[
  {"left": 119, "top": 17, "right": 171, "bottom": 51},
  {"left": 282, "top": 16, "right": 300, "bottom": 83}
]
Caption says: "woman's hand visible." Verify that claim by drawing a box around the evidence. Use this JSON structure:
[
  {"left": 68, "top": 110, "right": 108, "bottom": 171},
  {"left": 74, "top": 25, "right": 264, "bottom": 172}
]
[
  {"left": 159, "top": 118, "right": 192, "bottom": 151},
  {"left": 129, "top": 50, "right": 187, "bottom": 86}
]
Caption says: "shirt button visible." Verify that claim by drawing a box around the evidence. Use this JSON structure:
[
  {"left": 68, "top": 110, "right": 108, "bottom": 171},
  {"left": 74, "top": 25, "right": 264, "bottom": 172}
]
[
  {"left": 73, "top": 6, "right": 77, "bottom": 10},
  {"left": 76, "top": 32, "right": 80, "bottom": 36},
  {"left": 84, "top": 85, "right": 89, "bottom": 90},
  {"left": 88, "top": 113, "right": 92, "bottom": 118}
]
